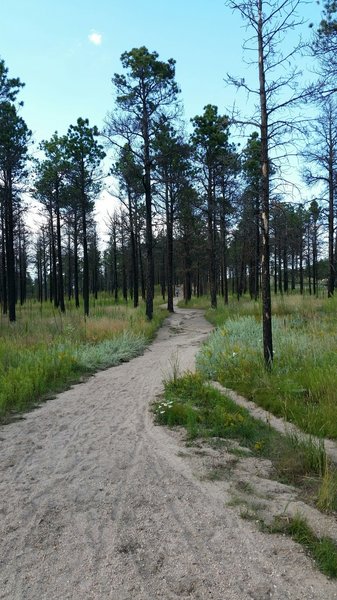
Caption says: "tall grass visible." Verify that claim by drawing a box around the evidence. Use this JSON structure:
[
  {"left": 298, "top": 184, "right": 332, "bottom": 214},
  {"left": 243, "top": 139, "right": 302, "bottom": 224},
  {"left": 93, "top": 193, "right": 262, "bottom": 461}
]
[
  {"left": 0, "top": 295, "right": 167, "bottom": 420},
  {"left": 195, "top": 294, "right": 337, "bottom": 439}
]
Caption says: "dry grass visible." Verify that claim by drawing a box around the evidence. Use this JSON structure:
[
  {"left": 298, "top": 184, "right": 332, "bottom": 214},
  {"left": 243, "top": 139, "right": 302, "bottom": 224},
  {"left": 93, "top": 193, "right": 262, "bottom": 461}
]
[
  {"left": 84, "top": 318, "right": 126, "bottom": 342},
  {"left": 0, "top": 295, "right": 168, "bottom": 419}
]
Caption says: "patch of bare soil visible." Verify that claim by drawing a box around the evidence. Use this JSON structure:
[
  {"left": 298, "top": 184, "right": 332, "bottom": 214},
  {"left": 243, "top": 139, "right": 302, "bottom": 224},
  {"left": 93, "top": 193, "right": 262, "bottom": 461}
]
[{"left": 1, "top": 306, "right": 337, "bottom": 599}]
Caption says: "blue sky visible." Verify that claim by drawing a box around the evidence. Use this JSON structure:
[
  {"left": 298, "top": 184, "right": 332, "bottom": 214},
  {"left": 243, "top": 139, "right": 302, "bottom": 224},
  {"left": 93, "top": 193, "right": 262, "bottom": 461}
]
[
  {"left": 2, "top": 0, "right": 323, "bottom": 229},
  {"left": 2, "top": 0, "right": 322, "bottom": 145}
]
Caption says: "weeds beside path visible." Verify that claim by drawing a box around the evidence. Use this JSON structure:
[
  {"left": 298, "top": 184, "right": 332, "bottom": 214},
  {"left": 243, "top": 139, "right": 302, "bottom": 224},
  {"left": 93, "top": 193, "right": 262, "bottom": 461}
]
[
  {"left": 210, "top": 381, "right": 337, "bottom": 467},
  {"left": 182, "top": 294, "right": 337, "bottom": 440},
  {"left": 0, "top": 297, "right": 167, "bottom": 421},
  {"left": 155, "top": 372, "right": 337, "bottom": 580}
]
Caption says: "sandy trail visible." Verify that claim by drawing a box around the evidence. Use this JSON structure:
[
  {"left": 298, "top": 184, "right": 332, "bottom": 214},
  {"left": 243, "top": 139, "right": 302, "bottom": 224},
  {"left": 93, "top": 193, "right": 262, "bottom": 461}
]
[{"left": 1, "top": 307, "right": 336, "bottom": 600}]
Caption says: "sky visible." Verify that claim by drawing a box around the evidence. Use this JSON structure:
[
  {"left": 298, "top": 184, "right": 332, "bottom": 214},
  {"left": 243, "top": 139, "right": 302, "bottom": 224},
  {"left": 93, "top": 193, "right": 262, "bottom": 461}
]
[{"left": 2, "top": 0, "right": 323, "bottom": 229}]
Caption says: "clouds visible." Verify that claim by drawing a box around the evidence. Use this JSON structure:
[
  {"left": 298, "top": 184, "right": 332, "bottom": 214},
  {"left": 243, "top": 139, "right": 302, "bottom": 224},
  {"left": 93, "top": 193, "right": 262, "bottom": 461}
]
[{"left": 88, "top": 31, "right": 102, "bottom": 46}]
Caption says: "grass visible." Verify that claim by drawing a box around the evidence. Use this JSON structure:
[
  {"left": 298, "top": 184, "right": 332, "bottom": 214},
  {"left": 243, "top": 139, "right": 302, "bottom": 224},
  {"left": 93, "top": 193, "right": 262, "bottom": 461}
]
[
  {"left": 189, "top": 293, "right": 337, "bottom": 440},
  {"left": 267, "top": 514, "right": 337, "bottom": 579},
  {"left": 0, "top": 294, "right": 168, "bottom": 420},
  {"left": 154, "top": 371, "right": 337, "bottom": 578},
  {"left": 154, "top": 372, "right": 337, "bottom": 502}
]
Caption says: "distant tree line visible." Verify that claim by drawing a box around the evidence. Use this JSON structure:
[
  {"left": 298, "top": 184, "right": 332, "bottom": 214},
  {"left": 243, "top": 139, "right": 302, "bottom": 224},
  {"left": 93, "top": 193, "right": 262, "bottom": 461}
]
[{"left": 0, "top": 1, "right": 336, "bottom": 355}]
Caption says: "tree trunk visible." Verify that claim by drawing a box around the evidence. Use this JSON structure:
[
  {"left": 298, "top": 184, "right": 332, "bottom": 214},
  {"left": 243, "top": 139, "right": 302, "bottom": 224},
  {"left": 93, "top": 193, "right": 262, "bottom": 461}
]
[
  {"left": 220, "top": 194, "right": 229, "bottom": 305},
  {"left": 138, "top": 234, "right": 146, "bottom": 301},
  {"left": 141, "top": 97, "right": 154, "bottom": 320},
  {"left": 113, "top": 224, "right": 118, "bottom": 302},
  {"left": 74, "top": 215, "right": 80, "bottom": 308},
  {"left": 166, "top": 180, "right": 174, "bottom": 313},
  {"left": 258, "top": 0, "right": 273, "bottom": 367},
  {"left": 254, "top": 195, "right": 260, "bottom": 300},
  {"left": 299, "top": 237, "right": 304, "bottom": 295},
  {"left": 328, "top": 135, "right": 334, "bottom": 297},
  {"left": 121, "top": 225, "right": 127, "bottom": 302},
  {"left": 55, "top": 187, "right": 65, "bottom": 312},
  {"left": 81, "top": 183, "right": 89, "bottom": 317},
  {"left": 273, "top": 239, "right": 277, "bottom": 295},
  {"left": 67, "top": 227, "right": 72, "bottom": 301},
  {"left": 1, "top": 202, "right": 8, "bottom": 315},
  {"left": 291, "top": 252, "right": 296, "bottom": 290},
  {"left": 128, "top": 187, "right": 138, "bottom": 308},
  {"left": 49, "top": 202, "right": 58, "bottom": 309},
  {"left": 4, "top": 176, "right": 16, "bottom": 322},
  {"left": 313, "top": 225, "right": 317, "bottom": 296},
  {"left": 307, "top": 226, "right": 312, "bottom": 296},
  {"left": 42, "top": 228, "right": 48, "bottom": 302},
  {"left": 283, "top": 246, "right": 288, "bottom": 293},
  {"left": 207, "top": 173, "right": 217, "bottom": 308}
]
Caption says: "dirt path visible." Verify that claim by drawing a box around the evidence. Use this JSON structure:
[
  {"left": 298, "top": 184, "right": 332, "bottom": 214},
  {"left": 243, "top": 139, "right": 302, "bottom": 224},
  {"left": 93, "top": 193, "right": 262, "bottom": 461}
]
[{"left": 1, "top": 307, "right": 336, "bottom": 600}]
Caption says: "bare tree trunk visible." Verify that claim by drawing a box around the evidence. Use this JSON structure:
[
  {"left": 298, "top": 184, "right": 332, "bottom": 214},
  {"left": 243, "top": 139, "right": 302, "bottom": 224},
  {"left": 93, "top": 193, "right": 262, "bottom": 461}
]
[
  {"left": 74, "top": 215, "right": 80, "bottom": 308},
  {"left": 67, "top": 227, "right": 72, "bottom": 301},
  {"left": 1, "top": 202, "right": 8, "bottom": 315},
  {"left": 113, "top": 223, "right": 118, "bottom": 302},
  {"left": 121, "top": 222, "right": 127, "bottom": 302},
  {"left": 55, "top": 187, "right": 65, "bottom": 312},
  {"left": 4, "top": 176, "right": 16, "bottom": 321},
  {"left": 81, "top": 183, "right": 89, "bottom": 317},
  {"left": 254, "top": 195, "right": 260, "bottom": 300},
  {"left": 141, "top": 98, "right": 154, "bottom": 320},
  {"left": 328, "top": 132, "right": 334, "bottom": 297},
  {"left": 258, "top": 0, "right": 273, "bottom": 366},
  {"left": 207, "top": 175, "right": 217, "bottom": 308},
  {"left": 42, "top": 228, "right": 48, "bottom": 302},
  {"left": 128, "top": 187, "right": 138, "bottom": 308},
  {"left": 166, "top": 180, "right": 174, "bottom": 313},
  {"left": 291, "top": 253, "right": 296, "bottom": 290},
  {"left": 299, "top": 236, "right": 304, "bottom": 295}
]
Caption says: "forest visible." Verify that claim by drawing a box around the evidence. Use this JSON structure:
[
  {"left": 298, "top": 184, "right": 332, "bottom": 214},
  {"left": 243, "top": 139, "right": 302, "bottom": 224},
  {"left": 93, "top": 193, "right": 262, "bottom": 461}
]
[
  {"left": 3, "top": 1, "right": 337, "bottom": 590},
  {"left": 0, "top": 0, "right": 337, "bottom": 412}
]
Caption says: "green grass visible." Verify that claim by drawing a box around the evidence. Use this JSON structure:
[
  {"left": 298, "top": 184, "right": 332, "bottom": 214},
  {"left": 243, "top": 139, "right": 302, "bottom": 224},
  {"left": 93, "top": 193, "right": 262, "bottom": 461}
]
[
  {"left": 191, "top": 293, "right": 337, "bottom": 440},
  {"left": 180, "top": 292, "right": 326, "bottom": 322},
  {"left": 268, "top": 514, "right": 337, "bottom": 578},
  {"left": 0, "top": 294, "right": 168, "bottom": 420},
  {"left": 154, "top": 373, "right": 335, "bottom": 494},
  {"left": 154, "top": 371, "right": 337, "bottom": 578},
  {"left": 155, "top": 372, "right": 337, "bottom": 510}
]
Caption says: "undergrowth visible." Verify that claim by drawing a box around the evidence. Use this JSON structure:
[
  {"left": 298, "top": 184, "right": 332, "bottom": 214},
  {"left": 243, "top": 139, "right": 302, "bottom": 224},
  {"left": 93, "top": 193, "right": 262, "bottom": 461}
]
[
  {"left": 267, "top": 514, "right": 337, "bottom": 579},
  {"left": 154, "top": 372, "right": 337, "bottom": 509},
  {"left": 154, "top": 371, "right": 337, "bottom": 578},
  {"left": 0, "top": 295, "right": 167, "bottom": 420},
  {"left": 193, "top": 294, "right": 337, "bottom": 440}
]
